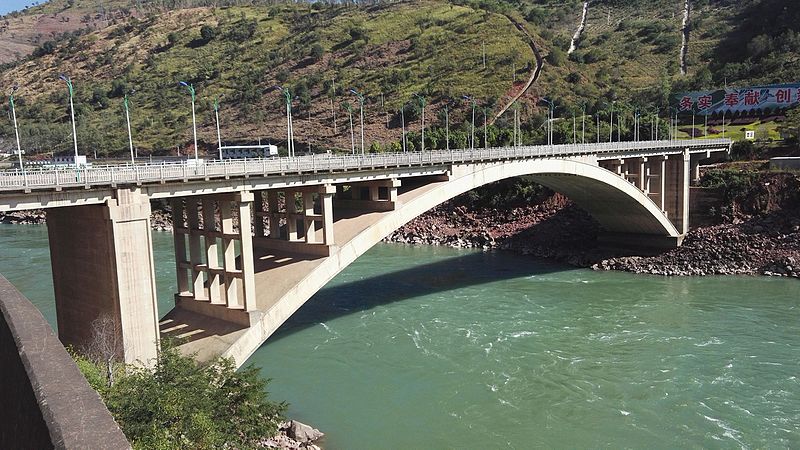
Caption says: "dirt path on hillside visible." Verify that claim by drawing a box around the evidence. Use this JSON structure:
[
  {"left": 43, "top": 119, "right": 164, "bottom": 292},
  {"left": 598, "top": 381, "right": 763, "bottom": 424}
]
[{"left": 490, "top": 15, "right": 544, "bottom": 125}]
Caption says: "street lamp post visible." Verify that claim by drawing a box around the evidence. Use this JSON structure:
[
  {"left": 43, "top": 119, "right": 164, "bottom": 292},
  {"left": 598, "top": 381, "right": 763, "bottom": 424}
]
[
  {"left": 59, "top": 74, "right": 80, "bottom": 166},
  {"left": 596, "top": 114, "right": 600, "bottom": 143},
  {"left": 275, "top": 86, "right": 295, "bottom": 157},
  {"left": 483, "top": 108, "right": 488, "bottom": 149},
  {"left": 609, "top": 100, "right": 614, "bottom": 143},
  {"left": 444, "top": 104, "right": 450, "bottom": 151},
  {"left": 9, "top": 85, "right": 24, "bottom": 177},
  {"left": 343, "top": 102, "right": 355, "bottom": 154},
  {"left": 512, "top": 102, "right": 521, "bottom": 148},
  {"left": 178, "top": 81, "right": 199, "bottom": 162},
  {"left": 566, "top": 106, "right": 574, "bottom": 144},
  {"left": 463, "top": 95, "right": 476, "bottom": 150},
  {"left": 400, "top": 105, "right": 406, "bottom": 153},
  {"left": 581, "top": 104, "right": 586, "bottom": 144},
  {"left": 349, "top": 89, "right": 365, "bottom": 155},
  {"left": 213, "top": 96, "right": 223, "bottom": 160},
  {"left": 123, "top": 93, "right": 135, "bottom": 164},
  {"left": 539, "top": 98, "right": 554, "bottom": 146},
  {"left": 414, "top": 93, "right": 426, "bottom": 152}
]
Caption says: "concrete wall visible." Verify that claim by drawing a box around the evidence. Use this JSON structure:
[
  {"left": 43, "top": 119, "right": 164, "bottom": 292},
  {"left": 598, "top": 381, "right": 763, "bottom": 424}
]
[{"left": 0, "top": 274, "right": 130, "bottom": 449}]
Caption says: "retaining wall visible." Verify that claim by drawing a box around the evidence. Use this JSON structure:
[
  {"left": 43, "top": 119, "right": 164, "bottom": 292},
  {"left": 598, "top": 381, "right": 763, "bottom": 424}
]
[{"left": 0, "top": 274, "right": 130, "bottom": 449}]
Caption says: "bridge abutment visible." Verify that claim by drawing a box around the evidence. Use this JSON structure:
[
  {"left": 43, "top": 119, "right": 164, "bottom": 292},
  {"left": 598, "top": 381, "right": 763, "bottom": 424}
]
[{"left": 46, "top": 189, "right": 159, "bottom": 366}]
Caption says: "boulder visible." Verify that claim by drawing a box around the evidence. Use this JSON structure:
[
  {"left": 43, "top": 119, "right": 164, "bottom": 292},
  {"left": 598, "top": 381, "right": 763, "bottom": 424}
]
[{"left": 287, "top": 420, "right": 324, "bottom": 443}]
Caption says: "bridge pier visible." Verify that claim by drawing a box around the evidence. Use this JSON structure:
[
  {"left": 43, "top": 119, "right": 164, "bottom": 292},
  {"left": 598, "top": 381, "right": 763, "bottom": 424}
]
[{"left": 46, "top": 189, "right": 159, "bottom": 366}]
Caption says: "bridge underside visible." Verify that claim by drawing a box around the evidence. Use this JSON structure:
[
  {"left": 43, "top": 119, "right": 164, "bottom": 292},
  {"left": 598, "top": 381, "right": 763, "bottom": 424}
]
[{"left": 160, "top": 157, "right": 687, "bottom": 365}]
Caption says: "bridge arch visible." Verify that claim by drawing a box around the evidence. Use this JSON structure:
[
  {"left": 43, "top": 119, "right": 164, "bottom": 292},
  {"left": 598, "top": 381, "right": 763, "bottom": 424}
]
[{"left": 221, "top": 158, "right": 678, "bottom": 366}]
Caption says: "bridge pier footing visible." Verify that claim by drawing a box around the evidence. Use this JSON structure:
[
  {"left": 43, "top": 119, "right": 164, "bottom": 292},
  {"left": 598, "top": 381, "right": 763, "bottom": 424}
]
[{"left": 46, "top": 189, "right": 160, "bottom": 366}]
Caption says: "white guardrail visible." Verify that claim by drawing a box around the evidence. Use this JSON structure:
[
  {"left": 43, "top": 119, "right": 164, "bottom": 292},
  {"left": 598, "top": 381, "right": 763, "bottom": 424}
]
[{"left": 0, "top": 139, "right": 730, "bottom": 191}]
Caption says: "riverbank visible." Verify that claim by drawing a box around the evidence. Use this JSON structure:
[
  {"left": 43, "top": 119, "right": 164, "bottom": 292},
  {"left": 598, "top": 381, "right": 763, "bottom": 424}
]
[{"left": 385, "top": 172, "right": 800, "bottom": 278}]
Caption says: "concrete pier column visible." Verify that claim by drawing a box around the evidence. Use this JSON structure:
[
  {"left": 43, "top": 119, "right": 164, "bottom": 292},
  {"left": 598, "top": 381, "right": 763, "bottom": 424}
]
[
  {"left": 202, "top": 198, "right": 222, "bottom": 305},
  {"left": 267, "top": 190, "right": 280, "bottom": 238},
  {"left": 46, "top": 189, "right": 160, "bottom": 366},
  {"left": 680, "top": 150, "right": 691, "bottom": 233},
  {"left": 220, "top": 200, "right": 241, "bottom": 309},
  {"left": 691, "top": 159, "right": 701, "bottom": 184},
  {"left": 170, "top": 199, "right": 190, "bottom": 295},
  {"left": 286, "top": 190, "right": 299, "bottom": 241},
  {"left": 253, "top": 191, "right": 265, "bottom": 238},
  {"left": 303, "top": 191, "right": 317, "bottom": 244},
  {"left": 186, "top": 199, "right": 206, "bottom": 300},
  {"left": 237, "top": 191, "right": 257, "bottom": 312},
  {"left": 322, "top": 184, "right": 335, "bottom": 246},
  {"left": 659, "top": 156, "right": 667, "bottom": 212},
  {"left": 638, "top": 158, "right": 647, "bottom": 192}
]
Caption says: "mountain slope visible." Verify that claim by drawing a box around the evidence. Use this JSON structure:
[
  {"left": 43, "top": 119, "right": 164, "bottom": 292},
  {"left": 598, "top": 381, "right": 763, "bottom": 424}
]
[{"left": 0, "top": 0, "right": 797, "bottom": 157}]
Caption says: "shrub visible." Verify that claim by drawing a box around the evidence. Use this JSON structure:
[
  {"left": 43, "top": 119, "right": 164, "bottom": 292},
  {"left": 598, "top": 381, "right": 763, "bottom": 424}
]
[
  {"left": 75, "top": 344, "right": 287, "bottom": 450},
  {"left": 730, "top": 140, "right": 756, "bottom": 160},
  {"left": 199, "top": 24, "right": 216, "bottom": 44}
]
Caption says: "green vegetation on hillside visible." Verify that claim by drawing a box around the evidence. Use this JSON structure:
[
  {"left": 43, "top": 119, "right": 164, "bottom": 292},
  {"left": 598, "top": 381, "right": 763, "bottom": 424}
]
[{"left": 0, "top": 0, "right": 797, "bottom": 157}]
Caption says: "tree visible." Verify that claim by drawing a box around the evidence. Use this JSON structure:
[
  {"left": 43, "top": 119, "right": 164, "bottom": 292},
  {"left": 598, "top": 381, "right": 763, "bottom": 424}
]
[
  {"left": 778, "top": 108, "right": 800, "bottom": 142},
  {"left": 75, "top": 343, "right": 287, "bottom": 450},
  {"left": 79, "top": 313, "right": 123, "bottom": 389},
  {"left": 199, "top": 25, "right": 216, "bottom": 44},
  {"left": 546, "top": 48, "right": 566, "bottom": 67},
  {"left": 310, "top": 43, "right": 324, "bottom": 61}
]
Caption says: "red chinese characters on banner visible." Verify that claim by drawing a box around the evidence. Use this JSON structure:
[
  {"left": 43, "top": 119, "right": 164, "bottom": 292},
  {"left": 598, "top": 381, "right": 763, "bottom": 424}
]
[
  {"left": 697, "top": 95, "right": 713, "bottom": 110},
  {"left": 679, "top": 96, "right": 694, "bottom": 111},
  {"left": 743, "top": 90, "right": 760, "bottom": 106},
  {"left": 724, "top": 92, "right": 740, "bottom": 107},
  {"left": 775, "top": 88, "right": 792, "bottom": 103}
]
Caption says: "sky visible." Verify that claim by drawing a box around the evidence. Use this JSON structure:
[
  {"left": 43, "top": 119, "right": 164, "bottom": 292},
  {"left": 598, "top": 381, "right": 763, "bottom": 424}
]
[{"left": 0, "top": 0, "right": 37, "bottom": 15}]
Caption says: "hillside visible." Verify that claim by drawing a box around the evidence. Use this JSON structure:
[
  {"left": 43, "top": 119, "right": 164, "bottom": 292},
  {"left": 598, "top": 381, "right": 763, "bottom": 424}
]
[{"left": 0, "top": 0, "right": 797, "bottom": 157}]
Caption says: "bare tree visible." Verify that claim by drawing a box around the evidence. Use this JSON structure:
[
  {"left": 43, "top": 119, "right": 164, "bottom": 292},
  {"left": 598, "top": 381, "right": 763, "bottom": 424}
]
[{"left": 83, "top": 313, "right": 123, "bottom": 387}]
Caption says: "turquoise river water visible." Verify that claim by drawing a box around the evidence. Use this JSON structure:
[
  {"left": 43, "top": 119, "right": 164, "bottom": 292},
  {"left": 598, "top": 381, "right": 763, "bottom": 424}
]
[{"left": 1, "top": 224, "right": 798, "bottom": 449}]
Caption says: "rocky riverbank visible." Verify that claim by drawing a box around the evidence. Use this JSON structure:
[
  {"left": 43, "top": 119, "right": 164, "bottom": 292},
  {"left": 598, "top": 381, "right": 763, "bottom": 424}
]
[
  {"left": 263, "top": 420, "right": 325, "bottom": 450},
  {"left": 385, "top": 172, "right": 800, "bottom": 278}
]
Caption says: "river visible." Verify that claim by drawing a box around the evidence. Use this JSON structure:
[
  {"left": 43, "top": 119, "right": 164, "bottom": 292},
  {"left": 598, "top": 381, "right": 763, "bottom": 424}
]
[{"left": 1, "top": 224, "right": 798, "bottom": 448}]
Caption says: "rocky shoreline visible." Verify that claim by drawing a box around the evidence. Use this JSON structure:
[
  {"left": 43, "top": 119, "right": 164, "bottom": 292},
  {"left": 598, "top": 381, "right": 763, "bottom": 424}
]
[
  {"left": 263, "top": 420, "right": 325, "bottom": 450},
  {"left": 385, "top": 173, "right": 800, "bottom": 278}
]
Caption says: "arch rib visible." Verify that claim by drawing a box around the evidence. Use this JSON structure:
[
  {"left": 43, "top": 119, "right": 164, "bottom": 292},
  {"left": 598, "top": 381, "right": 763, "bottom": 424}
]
[{"left": 218, "top": 158, "right": 678, "bottom": 366}]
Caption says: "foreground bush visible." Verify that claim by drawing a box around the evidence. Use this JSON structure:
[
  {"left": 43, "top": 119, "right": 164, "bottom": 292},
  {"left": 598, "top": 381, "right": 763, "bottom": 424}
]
[{"left": 74, "top": 345, "right": 286, "bottom": 449}]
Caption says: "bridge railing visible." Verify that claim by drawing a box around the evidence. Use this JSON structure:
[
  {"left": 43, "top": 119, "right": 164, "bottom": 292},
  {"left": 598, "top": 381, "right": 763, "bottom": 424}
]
[{"left": 0, "top": 139, "right": 730, "bottom": 191}]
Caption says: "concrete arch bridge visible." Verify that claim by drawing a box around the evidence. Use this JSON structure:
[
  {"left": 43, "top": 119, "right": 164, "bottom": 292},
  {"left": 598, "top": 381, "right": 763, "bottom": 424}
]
[{"left": 0, "top": 139, "right": 730, "bottom": 367}]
